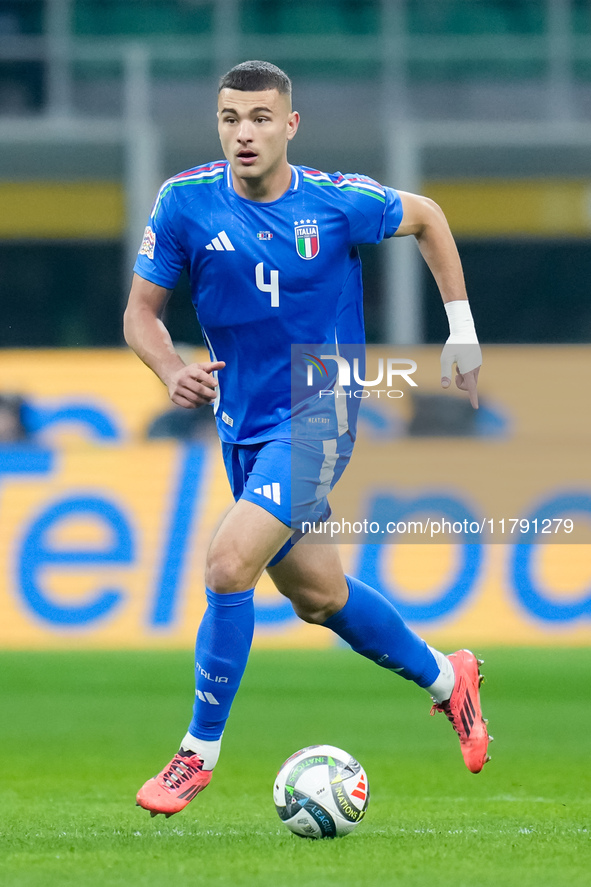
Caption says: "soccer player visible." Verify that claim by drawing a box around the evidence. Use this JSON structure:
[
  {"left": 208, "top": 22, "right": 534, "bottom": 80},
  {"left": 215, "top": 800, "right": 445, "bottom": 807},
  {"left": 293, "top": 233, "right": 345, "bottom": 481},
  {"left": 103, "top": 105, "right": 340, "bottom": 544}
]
[{"left": 124, "top": 60, "right": 489, "bottom": 818}]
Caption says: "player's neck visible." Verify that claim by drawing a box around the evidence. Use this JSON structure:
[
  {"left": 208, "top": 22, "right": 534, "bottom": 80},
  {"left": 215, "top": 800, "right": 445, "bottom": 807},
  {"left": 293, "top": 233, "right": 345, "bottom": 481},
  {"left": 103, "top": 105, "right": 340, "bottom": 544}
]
[{"left": 231, "top": 162, "right": 292, "bottom": 203}]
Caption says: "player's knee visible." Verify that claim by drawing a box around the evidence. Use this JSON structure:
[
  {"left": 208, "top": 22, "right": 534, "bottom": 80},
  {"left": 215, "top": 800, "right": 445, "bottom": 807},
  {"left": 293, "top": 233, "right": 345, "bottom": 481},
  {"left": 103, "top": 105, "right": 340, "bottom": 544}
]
[
  {"left": 290, "top": 594, "right": 341, "bottom": 626},
  {"left": 205, "top": 550, "right": 254, "bottom": 593}
]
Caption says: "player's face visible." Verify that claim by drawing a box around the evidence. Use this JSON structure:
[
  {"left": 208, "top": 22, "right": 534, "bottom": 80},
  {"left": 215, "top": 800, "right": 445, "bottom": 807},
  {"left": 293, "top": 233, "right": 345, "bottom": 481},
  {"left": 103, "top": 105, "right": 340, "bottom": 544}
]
[{"left": 217, "top": 88, "right": 299, "bottom": 193}]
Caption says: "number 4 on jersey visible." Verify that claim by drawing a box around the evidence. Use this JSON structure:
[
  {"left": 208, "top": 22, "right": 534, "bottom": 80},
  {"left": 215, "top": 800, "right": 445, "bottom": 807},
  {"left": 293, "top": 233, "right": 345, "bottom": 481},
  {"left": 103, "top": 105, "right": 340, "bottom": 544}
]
[{"left": 255, "top": 262, "right": 279, "bottom": 308}]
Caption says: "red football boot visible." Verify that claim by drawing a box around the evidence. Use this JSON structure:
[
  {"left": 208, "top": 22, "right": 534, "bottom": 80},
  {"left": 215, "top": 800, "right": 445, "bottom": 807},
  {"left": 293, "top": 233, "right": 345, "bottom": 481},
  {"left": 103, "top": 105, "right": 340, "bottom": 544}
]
[
  {"left": 136, "top": 749, "right": 212, "bottom": 817},
  {"left": 430, "top": 649, "right": 492, "bottom": 774}
]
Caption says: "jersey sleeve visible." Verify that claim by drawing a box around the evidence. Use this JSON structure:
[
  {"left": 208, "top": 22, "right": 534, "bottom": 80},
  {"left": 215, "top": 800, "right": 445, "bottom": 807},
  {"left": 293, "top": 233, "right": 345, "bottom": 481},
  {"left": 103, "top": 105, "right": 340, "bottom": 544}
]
[
  {"left": 133, "top": 181, "right": 187, "bottom": 288},
  {"left": 340, "top": 174, "right": 403, "bottom": 245}
]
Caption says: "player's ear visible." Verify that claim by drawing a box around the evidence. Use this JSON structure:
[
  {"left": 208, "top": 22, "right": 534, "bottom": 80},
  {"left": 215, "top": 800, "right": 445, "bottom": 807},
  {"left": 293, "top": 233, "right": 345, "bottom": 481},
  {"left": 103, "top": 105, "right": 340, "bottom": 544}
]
[{"left": 287, "top": 111, "right": 300, "bottom": 141}]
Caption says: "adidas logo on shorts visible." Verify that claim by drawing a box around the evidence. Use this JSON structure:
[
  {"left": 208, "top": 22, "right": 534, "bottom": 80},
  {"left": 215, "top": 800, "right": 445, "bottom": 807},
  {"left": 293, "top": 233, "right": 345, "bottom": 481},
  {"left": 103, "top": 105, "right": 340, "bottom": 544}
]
[{"left": 253, "top": 483, "right": 281, "bottom": 505}]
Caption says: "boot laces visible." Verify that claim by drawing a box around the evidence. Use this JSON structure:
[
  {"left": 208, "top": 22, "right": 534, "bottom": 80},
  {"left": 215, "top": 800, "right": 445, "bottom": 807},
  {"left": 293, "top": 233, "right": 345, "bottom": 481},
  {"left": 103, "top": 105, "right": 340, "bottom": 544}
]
[
  {"left": 430, "top": 700, "right": 460, "bottom": 736},
  {"left": 162, "top": 754, "right": 201, "bottom": 790}
]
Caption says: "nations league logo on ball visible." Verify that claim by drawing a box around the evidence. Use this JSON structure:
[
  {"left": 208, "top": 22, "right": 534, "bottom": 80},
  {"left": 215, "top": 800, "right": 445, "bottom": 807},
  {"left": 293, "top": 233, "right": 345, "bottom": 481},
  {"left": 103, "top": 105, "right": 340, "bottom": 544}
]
[{"left": 274, "top": 745, "right": 369, "bottom": 839}]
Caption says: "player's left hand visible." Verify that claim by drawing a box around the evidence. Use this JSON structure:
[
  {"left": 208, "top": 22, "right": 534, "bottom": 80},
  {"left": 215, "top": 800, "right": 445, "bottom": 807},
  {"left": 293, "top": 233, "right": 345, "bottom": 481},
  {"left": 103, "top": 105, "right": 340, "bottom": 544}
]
[
  {"left": 450, "top": 364, "right": 480, "bottom": 409},
  {"left": 440, "top": 342, "right": 481, "bottom": 410}
]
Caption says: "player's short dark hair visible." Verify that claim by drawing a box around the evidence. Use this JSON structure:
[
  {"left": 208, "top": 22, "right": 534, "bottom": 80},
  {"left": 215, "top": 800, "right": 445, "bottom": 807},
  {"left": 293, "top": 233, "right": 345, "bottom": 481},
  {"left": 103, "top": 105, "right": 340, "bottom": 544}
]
[{"left": 218, "top": 60, "right": 292, "bottom": 97}]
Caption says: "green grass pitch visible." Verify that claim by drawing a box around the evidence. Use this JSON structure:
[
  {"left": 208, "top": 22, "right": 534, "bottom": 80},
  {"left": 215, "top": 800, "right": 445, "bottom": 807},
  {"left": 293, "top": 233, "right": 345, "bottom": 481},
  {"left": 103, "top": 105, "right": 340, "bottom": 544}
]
[{"left": 0, "top": 647, "right": 589, "bottom": 886}]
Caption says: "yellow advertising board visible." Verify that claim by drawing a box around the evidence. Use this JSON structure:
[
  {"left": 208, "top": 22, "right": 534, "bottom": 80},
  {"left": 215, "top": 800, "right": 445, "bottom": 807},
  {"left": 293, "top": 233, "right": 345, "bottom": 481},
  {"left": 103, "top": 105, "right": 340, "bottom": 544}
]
[
  {"left": 3, "top": 179, "right": 590, "bottom": 239},
  {"left": 0, "top": 346, "right": 589, "bottom": 649}
]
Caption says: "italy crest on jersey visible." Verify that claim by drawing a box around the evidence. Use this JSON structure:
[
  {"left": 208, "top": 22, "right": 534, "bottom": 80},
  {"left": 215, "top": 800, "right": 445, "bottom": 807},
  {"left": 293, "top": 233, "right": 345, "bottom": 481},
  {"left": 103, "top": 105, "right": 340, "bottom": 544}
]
[{"left": 294, "top": 222, "right": 320, "bottom": 260}]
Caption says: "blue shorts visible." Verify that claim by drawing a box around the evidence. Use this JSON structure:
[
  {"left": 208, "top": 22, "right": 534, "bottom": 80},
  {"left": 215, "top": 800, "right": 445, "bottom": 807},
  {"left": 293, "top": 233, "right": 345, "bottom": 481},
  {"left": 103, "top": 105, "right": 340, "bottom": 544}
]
[{"left": 221, "top": 434, "right": 354, "bottom": 566}]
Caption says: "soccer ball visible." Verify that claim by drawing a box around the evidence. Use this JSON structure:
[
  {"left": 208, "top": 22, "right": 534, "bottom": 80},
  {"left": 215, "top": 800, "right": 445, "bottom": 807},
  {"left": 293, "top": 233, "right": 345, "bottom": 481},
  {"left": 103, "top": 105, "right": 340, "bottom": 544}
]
[{"left": 273, "top": 744, "right": 369, "bottom": 839}]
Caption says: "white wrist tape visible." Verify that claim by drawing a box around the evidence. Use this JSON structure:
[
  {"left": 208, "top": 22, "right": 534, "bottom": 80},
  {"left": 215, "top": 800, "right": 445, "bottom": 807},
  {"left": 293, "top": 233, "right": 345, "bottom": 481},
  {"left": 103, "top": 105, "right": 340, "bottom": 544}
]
[
  {"left": 444, "top": 300, "right": 478, "bottom": 344},
  {"left": 442, "top": 300, "right": 481, "bottom": 376}
]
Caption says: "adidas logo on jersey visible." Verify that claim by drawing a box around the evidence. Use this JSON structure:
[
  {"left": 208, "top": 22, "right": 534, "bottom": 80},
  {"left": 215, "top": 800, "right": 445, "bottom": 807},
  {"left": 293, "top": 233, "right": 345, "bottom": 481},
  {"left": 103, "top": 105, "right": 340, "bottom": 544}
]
[
  {"left": 253, "top": 483, "right": 281, "bottom": 505},
  {"left": 205, "top": 231, "right": 235, "bottom": 251}
]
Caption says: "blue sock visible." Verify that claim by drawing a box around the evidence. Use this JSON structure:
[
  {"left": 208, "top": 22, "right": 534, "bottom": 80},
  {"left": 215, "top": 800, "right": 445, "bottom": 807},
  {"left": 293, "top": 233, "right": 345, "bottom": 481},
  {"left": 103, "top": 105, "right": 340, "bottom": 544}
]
[
  {"left": 188, "top": 587, "right": 255, "bottom": 741},
  {"left": 323, "top": 575, "right": 439, "bottom": 688}
]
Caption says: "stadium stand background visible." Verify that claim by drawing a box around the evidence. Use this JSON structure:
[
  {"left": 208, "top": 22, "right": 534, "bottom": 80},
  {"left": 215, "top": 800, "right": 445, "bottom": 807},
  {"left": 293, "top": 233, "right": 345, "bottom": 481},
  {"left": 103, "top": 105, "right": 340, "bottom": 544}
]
[
  {"left": 1, "top": 2, "right": 590, "bottom": 651},
  {"left": 1, "top": 0, "right": 591, "bottom": 346}
]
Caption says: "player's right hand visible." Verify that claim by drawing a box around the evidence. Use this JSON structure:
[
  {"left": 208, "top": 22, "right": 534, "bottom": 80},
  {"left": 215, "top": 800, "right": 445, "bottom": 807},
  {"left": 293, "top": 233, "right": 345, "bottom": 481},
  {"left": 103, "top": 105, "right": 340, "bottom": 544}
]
[{"left": 168, "top": 361, "right": 226, "bottom": 408}]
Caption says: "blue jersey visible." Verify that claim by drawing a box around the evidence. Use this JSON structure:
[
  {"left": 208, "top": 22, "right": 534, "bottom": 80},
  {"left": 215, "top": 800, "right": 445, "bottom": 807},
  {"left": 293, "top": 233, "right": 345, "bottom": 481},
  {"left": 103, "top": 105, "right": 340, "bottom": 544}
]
[{"left": 134, "top": 162, "right": 403, "bottom": 444}]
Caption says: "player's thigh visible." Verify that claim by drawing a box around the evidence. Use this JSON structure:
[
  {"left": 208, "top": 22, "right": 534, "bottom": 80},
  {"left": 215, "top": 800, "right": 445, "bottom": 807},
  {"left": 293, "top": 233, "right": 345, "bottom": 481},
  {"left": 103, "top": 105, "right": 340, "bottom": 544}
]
[
  {"left": 266, "top": 542, "right": 348, "bottom": 623},
  {"left": 206, "top": 497, "right": 294, "bottom": 592}
]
